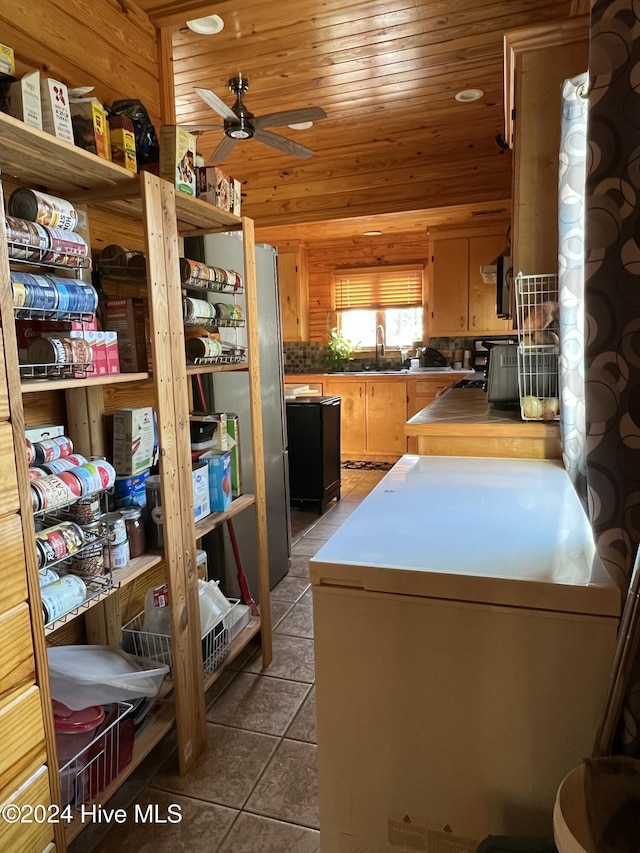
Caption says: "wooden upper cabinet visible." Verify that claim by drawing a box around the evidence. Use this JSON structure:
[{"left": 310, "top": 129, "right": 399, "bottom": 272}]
[
  {"left": 505, "top": 17, "right": 589, "bottom": 275},
  {"left": 430, "top": 237, "right": 469, "bottom": 333},
  {"left": 277, "top": 245, "right": 309, "bottom": 341},
  {"left": 430, "top": 228, "right": 512, "bottom": 337}
]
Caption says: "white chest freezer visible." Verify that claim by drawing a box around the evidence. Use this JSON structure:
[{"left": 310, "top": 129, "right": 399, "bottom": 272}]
[{"left": 310, "top": 455, "right": 621, "bottom": 853}]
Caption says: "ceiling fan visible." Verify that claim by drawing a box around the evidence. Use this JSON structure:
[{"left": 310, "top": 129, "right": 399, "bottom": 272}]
[{"left": 186, "top": 73, "right": 327, "bottom": 162}]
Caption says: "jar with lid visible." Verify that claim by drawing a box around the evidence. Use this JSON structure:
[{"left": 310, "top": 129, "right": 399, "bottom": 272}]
[{"left": 120, "top": 505, "right": 146, "bottom": 558}]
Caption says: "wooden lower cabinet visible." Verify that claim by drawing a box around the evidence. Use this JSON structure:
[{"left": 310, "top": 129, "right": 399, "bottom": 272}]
[
  {"left": 324, "top": 378, "right": 407, "bottom": 460},
  {"left": 406, "top": 377, "right": 457, "bottom": 453}
]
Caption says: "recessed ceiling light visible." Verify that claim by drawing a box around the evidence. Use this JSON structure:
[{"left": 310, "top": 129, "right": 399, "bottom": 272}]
[
  {"left": 288, "top": 121, "right": 314, "bottom": 130},
  {"left": 455, "top": 88, "right": 484, "bottom": 103},
  {"left": 363, "top": 230, "right": 382, "bottom": 236},
  {"left": 186, "top": 14, "right": 224, "bottom": 34}
]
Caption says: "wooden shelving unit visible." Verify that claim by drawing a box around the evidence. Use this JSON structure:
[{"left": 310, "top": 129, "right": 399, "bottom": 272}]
[
  {"left": 194, "top": 493, "right": 256, "bottom": 537},
  {"left": 0, "top": 110, "right": 272, "bottom": 852}
]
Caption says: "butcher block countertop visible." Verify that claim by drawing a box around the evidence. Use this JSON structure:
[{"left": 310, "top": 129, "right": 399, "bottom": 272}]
[{"left": 405, "top": 387, "right": 561, "bottom": 459}]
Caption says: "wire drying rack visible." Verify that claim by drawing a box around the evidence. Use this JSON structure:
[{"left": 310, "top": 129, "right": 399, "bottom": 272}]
[{"left": 515, "top": 273, "right": 560, "bottom": 421}]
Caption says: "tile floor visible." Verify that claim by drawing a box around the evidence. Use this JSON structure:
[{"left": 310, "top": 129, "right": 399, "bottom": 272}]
[{"left": 75, "top": 467, "right": 385, "bottom": 853}]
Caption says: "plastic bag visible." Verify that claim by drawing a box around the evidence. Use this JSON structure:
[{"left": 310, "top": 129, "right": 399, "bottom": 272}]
[{"left": 108, "top": 99, "right": 159, "bottom": 167}]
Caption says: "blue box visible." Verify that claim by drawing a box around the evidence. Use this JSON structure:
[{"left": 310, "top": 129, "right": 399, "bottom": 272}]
[{"left": 201, "top": 450, "right": 232, "bottom": 512}]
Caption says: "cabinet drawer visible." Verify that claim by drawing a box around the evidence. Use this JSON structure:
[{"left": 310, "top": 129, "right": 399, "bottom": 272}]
[
  {"left": 0, "top": 764, "right": 53, "bottom": 853},
  {"left": 0, "top": 515, "right": 28, "bottom": 612},
  {"left": 0, "top": 605, "right": 35, "bottom": 701},
  {"left": 0, "top": 686, "right": 47, "bottom": 790},
  {"left": 415, "top": 380, "right": 448, "bottom": 395},
  {"left": 0, "top": 423, "right": 19, "bottom": 515}
]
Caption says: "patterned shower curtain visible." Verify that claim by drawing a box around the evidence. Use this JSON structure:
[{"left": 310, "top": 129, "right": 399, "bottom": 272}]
[
  {"left": 586, "top": 0, "right": 640, "bottom": 756},
  {"left": 558, "top": 73, "right": 588, "bottom": 505}
]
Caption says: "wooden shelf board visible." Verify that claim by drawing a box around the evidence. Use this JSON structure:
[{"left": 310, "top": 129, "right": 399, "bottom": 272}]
[
  {"left": 186, "top": 363, "right": 249, "bottom": 376},
  {"left": 203, "top": 618, "right": 261, "bottom": 693},
  {"left": 65, "top": 703, "right": 176, "bottom": 845},
  {"left": 21, "top": 372, "right": 150, "bottom": 394},
  {"left": 112, "top": 553, "right": 164, "bottom": 588},
  {"left": 194, "top": 493, "right": 255, "bottom": 538},
  {"left": 0, "top": 112, "right": 135, "bottom": 193}
]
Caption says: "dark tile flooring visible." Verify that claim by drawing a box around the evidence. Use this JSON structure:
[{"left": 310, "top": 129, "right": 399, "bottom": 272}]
[{"left": 74, "top": 467, "right": 385, "bottom": 853}]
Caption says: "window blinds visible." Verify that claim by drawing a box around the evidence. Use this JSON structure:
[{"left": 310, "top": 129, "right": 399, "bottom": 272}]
[{"left": 332, "top": 265, "right": 423, "bottom": 311}]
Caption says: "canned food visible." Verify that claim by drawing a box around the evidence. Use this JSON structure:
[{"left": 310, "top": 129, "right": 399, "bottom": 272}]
[
  {"left": 185, "top": 336, "right": 223, "bottom": 361},
  {"left": 38, "top": 568, "right": 60, "bottom": 587},
  {"left": 9, "top": 188, "right": 78, "bottom": 231},
  {"left": 104, "top": 511, "right": 127, "bottom": 544},
  {"left": 25, "top": 438, "right": 35, "bottom": 466},
  {"left": 48, "top": 277, "right": 97, "bottom": 314},
  {"left": 5, "top": 216, "right": 50, "bottom": 261},
  {"left": 66, "top": 495, "right": 102, "bottom": 524},
  {"left": 56, "top": 470, "right": 83, "bottom": 499},
  {"left": 28, "top": 467, "right": 48, "bottom": 480},
  {"left": 43, "top": 229, "right": 89, "bottom": 266},
  {"left": 31, "top": 474, "right": 74, "bottom": 512},
  {"left": 103, "top": 539, "right": 129, "bottom": 570},
  {"left": 41, "top": 574, "right": 87, "bottom": 623},
  {"left": 72, "top": 465, "right": 97, "bottom": 496},
  {"left": 87, "top": 459, "right": 116, "bottom": 490},
  {"left": 33, "top": 436, "right": 74, "bottom": 464},
  {"left": 71, "top": 519, "right": 105, "bottom": 578},
  {"left": 99, "top": 245, "right": 146, "bottom": 277},
  {"left": 35, "top": 521, "right": 85, "bottom": 568},
  {"left": 26, "top": 336, "right": 72, "bottom": 365},
  {"left": 184, "top": 297, "right": 215, "bottom": 323}
]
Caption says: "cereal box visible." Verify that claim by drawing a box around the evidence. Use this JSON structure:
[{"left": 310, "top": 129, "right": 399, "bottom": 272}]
[
  {"left": 160, "top": 125, "right": 196, "bottom": 196},
  {"left": 7, "top": 69, "right": 42, "bottom": 130},
  {"left": 112, "top": 406, "right": 155, "bottom": 476},
  {"left": 40, "top": 78, "right": 74, "bottom": 144}
]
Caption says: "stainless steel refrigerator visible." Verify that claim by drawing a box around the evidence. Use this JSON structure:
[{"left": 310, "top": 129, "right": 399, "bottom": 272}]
[{"left": 185, "top": 232, "right": 291, "bottom": 598}]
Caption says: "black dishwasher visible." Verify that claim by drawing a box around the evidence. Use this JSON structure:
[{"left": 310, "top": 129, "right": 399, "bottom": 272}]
[{"left": 286, "top": 395, "right": 341, "bottom": 514}]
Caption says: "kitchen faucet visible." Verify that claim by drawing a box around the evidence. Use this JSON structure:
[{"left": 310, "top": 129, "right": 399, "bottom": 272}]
[{"left": 375, "top": 325, "right": 385, "bottom": 366}]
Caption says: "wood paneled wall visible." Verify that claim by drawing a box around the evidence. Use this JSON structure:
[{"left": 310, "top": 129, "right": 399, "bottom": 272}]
[
  {"left": 291, "top": 233, "right": 429, "bottom": 343},
  {"left": 0, "top": 0, "right": 160, "bottom": 133}
]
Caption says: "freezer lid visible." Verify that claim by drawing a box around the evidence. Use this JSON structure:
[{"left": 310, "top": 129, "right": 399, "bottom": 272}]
[{"left": 310, "top": 455, "right": 621, "bottom": 617}]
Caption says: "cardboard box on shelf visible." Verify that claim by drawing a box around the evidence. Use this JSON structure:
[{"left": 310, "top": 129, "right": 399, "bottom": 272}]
[
  {"left": 196, "top": 166, "right": 237, "bottom": 212},
  {"left": 70, "top": 90, "right": 110, "bottom": 160},
  {"left": 201, "top": 450, "right": 232, "bottom": 512},
  {"left": 0, "top": 43, "right": 15, "bottom": 77},
  {"left": 112, "top": 407, "right": 155, "bottom": 477},
  {"left": 230, "top": 178, "right": 242, "bottom": 216},
  {"left": 7, "top": 69, "right": 42, "bottom": 130},
  {"left": 40, "top": 78, "right": 74, "bottom": 144},
  {"left": 25, "top": 424, "right": 65, "bottom": 443},
  {"left": 192, "top": 461, "right": 210, "bottom": 522},
  {"left": 72, "top": 330, "right": 107, "bottom": 376},
  {"left": 104, "top": 331, "right": 120, "bottom": 375},
  {"left": 103, "top": 299, "right": 148, "bottom": 373},
  {"left": 160, "top": 125, "right": 196, "bottom": 196},
  {"left": 108, "top": 116, "right": 137, "bottom": 173}
]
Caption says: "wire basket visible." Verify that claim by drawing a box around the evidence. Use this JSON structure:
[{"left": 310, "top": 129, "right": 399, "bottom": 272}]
[
  {"left": 122, "top": 599, "right": 239, "bottom": 678},
  {"left": 58, "top": 701, "right": 134, "bottom": 809},
  {"left": 515, "top": 272, "right": 560, "bottom": 421}
]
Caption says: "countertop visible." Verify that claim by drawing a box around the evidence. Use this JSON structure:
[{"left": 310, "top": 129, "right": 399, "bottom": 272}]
[
  {"left": 284, "top": 368, "right": 472, "bottom": 380},
  {"left": 405, "top": 386, "right": 560, "bottom": 438}
]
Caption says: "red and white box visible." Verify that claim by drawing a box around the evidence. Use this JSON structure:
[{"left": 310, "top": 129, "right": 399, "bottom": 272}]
[
  {"left": 72, "top": 330, "right": 107, "bottom": 376},
  {"left": 104, "top": 331, "right": 120, "bottom": 375}
]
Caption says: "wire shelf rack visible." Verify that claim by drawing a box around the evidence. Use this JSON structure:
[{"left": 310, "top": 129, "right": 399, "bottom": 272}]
[{"left": 515, "top": 272, "right": 560, "bottom": 421}]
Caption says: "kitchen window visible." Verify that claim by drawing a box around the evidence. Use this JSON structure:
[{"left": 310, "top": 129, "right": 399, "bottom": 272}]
[{"left": 332, "top": 265, "right": 424, "bottom": 348}]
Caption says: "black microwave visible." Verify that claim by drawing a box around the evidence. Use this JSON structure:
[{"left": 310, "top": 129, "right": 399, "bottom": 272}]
[{"left": 496, "top": 255, "right": 513, "bottom": 319}]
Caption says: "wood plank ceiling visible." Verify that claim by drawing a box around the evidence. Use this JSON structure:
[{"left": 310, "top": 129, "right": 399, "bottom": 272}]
[{"left": 149, "top": 0, "right": 584, "bottom": 238}]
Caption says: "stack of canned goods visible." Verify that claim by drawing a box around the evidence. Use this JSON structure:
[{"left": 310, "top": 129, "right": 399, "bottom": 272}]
[
  {"left": 5, "top": 216, "right": 89, "bottom": 267},
  {"left": 183, "top": 296, "right": 216, "bottom": 324},
  {"left": 179, "top": 257, "right": 243, "bottom": 292},
  {"left": 11, "top": 271, "right": 98, "bottom": 319},
  {"left": 26, "top": 436, "right": 117, "bottom": 513},
  {"left": 35, "top": 521, "right": 85, "bottom": 569},
  {"left": 185, "top": 336, "right": 223, "bottom": 362}
]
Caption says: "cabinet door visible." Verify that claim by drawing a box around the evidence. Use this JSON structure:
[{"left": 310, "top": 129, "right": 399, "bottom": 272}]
[
  {"left": 278, "top": 247, "right": 309, "bottom": 341},
  {"left": 468, "top": 234, "right": 512, "bottom": 333},
  {"left": 430, "top": 237, "right": 469, "bottom": 333},
  {"left": 366, "top": 381, "right": 407, "bottom": 455},
  {"left": 324, "top": 380, "right": 366, "bottom": 456}
]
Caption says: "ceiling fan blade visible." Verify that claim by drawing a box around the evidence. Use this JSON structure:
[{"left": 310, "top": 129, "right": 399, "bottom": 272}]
[
  {"left": 254, "top": 106, "right": 327, "bottom": 130},
  {"left": 181, "top": 123, "right": 224, "bottom": 133},
  {"left": 209, "top": 135, "right": 238, "bottom": 163},
  {"left": 194, "top": 87, "right": 236, "bottom": 121},
  {"left": 253, "top": 128, "right": 315, "bottom": 159}
]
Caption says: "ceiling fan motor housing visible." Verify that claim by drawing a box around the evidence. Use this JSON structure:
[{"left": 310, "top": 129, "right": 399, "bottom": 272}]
[{"left": 226, "top": 75, "right": 255, "bottom": 138}]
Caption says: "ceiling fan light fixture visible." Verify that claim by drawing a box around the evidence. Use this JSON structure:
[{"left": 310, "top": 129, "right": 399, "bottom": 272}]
[
  {"left": 186, "top": 14, "right": 224, "bottom": 35},
  {"left": 288, "top": 121, "right": 314, "bottom": 130},
  {"left": 455, "top": 88, "right": 484, "bottom": 103}
]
